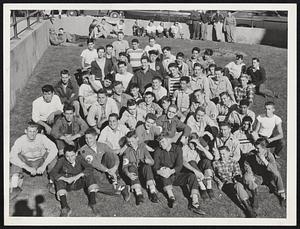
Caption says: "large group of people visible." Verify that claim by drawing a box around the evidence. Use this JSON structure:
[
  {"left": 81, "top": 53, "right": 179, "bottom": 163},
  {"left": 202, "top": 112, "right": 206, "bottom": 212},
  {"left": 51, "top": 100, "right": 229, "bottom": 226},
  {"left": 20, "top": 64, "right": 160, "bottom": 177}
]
[{"left": 10, "top": 31, "right": 285, "bottom": 218}]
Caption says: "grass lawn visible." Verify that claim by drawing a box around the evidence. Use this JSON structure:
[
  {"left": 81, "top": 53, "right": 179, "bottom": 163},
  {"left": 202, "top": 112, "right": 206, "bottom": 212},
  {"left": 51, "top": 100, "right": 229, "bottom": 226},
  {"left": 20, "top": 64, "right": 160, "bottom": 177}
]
[{"left": 9, "top": 36, "right": 287, "bottom": 218}]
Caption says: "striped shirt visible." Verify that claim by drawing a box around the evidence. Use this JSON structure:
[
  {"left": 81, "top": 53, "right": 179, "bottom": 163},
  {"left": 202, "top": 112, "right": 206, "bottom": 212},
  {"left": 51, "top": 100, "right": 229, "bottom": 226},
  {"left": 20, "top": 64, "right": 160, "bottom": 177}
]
[
  {"left": 166, "top": 76, "right": 181, "bottom": 97},
  {"left": 127, "top": 48, "right": 144, "bottom": 68}
]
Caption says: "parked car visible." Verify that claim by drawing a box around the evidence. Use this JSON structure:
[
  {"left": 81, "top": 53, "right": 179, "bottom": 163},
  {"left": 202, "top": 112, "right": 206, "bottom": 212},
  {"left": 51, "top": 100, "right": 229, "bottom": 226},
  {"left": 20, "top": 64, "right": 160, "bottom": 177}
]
[
  {"left": 124, "top": 10, "right": 192, "bottom": 23},
  {"left": 232, "top": 10, "right": 287, "bottom": 31}
]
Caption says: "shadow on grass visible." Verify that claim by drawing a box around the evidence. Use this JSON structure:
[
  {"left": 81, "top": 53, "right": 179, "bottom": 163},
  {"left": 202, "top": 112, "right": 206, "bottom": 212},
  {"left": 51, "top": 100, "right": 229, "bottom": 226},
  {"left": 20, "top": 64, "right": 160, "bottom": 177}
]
[{"left": 13, "top": 195, "right": 45, "bottom": 216}]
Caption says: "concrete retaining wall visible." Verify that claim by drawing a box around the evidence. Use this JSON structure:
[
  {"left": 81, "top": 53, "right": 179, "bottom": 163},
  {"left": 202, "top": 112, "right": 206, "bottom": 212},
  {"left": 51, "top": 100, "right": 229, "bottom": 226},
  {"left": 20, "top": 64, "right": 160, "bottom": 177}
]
[
  {"left": 51, "top": 16, "right": 287, "bottom": 47},
  {"left": 10, "top": 20, "right": 50, "bottom": 109}
]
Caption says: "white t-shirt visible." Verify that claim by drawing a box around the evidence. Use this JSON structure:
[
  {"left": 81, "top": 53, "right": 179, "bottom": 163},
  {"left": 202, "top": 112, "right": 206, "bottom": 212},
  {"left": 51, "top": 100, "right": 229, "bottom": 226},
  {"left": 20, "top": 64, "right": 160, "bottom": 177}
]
[
  {"left": 257, "top": 114, "right": 282, "bottom": 137},
  {"left": 145, "top": 86, "right": 168, "bottom": 101},
  {"left": 225, "top": 61, "right": 245, "bottom": 79},
  {"left": 182, "top": 145, "right": 201, "bottom": 164},
  {"left": 32, "top": 95, "right": 63, "bottom": 122},
  {"left": 98, "top": 124, "right": 129, "bottom": 150},
  {"left": 144, "top": 44, "right": 162, "bottom": 55},
  {"left": 115, "top": 72, "right": 133, "bottom": 91},
  {"left": 146, "top": 25, "right": 157, "bottom": 34},
  {"left": 79, "top": 81, "right": 103, "bottom": 109},
  {"left": 80, "top": 49, "right": 98, "bottom": 67}
]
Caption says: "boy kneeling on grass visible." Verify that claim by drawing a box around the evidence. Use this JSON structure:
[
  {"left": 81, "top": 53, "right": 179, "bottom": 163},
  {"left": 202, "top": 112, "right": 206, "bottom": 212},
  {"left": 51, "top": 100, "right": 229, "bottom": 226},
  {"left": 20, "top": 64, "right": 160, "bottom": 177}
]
[
  {"left": 50, "top": 145, "right": 100, "bottom": 217},
  {"left": 213, "top": 146, "right": 257, "bottom": 218},
  {"left": 123, "top": 131, "right": 159, "bottom": 205}
]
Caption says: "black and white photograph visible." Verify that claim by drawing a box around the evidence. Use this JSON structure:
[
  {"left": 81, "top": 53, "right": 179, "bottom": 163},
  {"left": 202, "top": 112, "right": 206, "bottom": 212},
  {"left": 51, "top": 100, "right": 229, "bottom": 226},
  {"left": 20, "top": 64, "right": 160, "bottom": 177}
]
[{"left": 3, "top": 3, "right": 297, "bottom": 226}]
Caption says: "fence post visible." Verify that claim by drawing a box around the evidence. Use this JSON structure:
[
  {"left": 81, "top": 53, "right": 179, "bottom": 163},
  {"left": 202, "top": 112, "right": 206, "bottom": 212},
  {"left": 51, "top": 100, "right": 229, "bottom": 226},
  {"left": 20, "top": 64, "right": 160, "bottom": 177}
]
[
  {"left": 26, "top": 10, "right": 32, "bottom": 30},
  {"left": 12, "top": 10, "right": 19, "bottom": 39}
]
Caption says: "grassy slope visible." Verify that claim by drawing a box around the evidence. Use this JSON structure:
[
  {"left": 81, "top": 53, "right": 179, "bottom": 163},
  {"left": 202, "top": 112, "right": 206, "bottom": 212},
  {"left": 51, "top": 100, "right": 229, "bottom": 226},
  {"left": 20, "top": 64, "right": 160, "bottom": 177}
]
[{"left": 9, "top": 37, "right": 287, "bottom": 218}]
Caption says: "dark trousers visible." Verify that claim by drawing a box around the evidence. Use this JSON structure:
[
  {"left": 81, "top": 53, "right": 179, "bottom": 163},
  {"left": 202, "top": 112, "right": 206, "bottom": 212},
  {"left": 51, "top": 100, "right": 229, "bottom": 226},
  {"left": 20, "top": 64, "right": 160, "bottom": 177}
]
[
  {"left": 259, "top": 135, "right": 284, "bottom": 157},
  {"left": 127, "top": 164, "right": 154, "bottom": 186},
  {"left": 189, "top": 158, "right": 213, "bottom": 173},
  {"left": 192, "top": 21, "right": 201, "bottom": 39},
  {"left": 160, "top": 172, "right": 199, "bottom": 191},
  {"left": 55, "top": 174, "right": 97, "bottom": 192}
]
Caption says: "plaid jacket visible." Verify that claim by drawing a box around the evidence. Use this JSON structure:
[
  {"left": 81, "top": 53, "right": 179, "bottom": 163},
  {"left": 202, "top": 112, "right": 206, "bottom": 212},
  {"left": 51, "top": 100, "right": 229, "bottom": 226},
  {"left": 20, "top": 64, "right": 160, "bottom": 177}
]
[{"left": 213, "top": 158, "right": 242, "bottom": 183}]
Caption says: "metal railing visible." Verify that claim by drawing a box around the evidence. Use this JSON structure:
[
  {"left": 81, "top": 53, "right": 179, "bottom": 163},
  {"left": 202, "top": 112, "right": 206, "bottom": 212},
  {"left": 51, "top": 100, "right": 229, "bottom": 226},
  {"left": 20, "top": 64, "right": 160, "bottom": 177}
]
[{"left": 10, "top": 10, "right": 43, "bottom": 40}]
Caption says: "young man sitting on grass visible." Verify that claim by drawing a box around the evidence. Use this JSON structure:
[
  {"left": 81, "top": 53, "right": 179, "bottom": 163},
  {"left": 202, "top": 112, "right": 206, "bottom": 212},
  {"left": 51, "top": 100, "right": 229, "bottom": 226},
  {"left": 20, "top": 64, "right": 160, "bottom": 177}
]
[
  {"left": 213, "top": 146, "right": 257, "bottom": 218},
  {"left": 79, "top": 128, "right": 130, "bottom": 200},
  {"left": 252, "top": 101, "right": 284, "bottom": 159},
  {"left": 139, "top": 91, "right": 163, "bottom": 117},
  {"left": 122, "top": 131, "right": 159, "bottom": 205},
  {"left": 50, "top": 145, "right": 100, "bottom": 217},
  {"left": 10, "top": 121, "right": 58, "bottom": 200},
  {"left": 182, "top": 134, "right": 215, "bottom": 201},
  {"left": 32, "top": 84, "right": 64, "bottom": 135},
  {"left": 153, "top": 134, "right": 205, "bottom": 215}
]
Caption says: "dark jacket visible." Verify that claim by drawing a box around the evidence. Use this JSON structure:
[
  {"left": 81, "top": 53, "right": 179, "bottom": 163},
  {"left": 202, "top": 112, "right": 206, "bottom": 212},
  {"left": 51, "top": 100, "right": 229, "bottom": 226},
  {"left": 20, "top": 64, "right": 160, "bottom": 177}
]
[
  {"left": 91, "top": 58, "right": 115, "bottom": 83},
  {"left": 130, "top": 68, "right": 161, "bottom": 93},
  {"left": 246, "top": 66, "right": 267, "bottom": 86},
  {"left": 153, "top": 143, "right": 183, "bottom": 175},
  {"left": 54, "top": 76, "right": 79, "bottom": 104}
]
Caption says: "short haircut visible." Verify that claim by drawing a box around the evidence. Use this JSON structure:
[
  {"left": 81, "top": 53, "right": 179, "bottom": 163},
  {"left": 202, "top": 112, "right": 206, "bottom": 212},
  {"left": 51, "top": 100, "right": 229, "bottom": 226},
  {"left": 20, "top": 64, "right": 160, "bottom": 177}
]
[
  {"left": 106, "top": 44, "right": 113, "bottom": 49},
  {"left": 97, "top": 88, "right": 108, "bottom": 95},
  {"left": 120, "top": 19, "right": 124, "bottom": 23},
  {"left": 220, "top": 91, "right": 230, "bottom": 98},
  {"left": 131, "top": 38, "right": 139, "bottom": 43},
  {"left": 109, "top": 113, "right": 119, "bottom": 120},
  {"left": 209, "top": 64, "right": 216, "bottom": 69},
  {"left": 129, "top": 83, "right": 139, "bottom": 90},
  {"left": 240, "top": 99, "right": 250, "bottom": 107},
  {"left": 42, "top": 85, "right": 54, "bottom": 93},
  {"left": 219, "top": 121, "right": 231, "bottom": 128},
  {"left": 176, "top": 52, "right": 184, "bottom": 59},
  {"left": 236, "top": 54, "right": 243, "bottom": 60},
  {"left": 27, "top": 121, "right": 39, "bottom": 129},
  {"left": 252, "top": 57, "right": 260, "bottom": 62},
  {"left": 168, "top": 62, "right": 178, "bottom": 69},
  {"left": 195, "top": 106, "right": 206, "bottom": 114},
  {"left": 85, "top": 127, "right": 97, "bottom": 136},
  {"left": 97, "top": 46, "right": 105, "bottom": 52},
  {"left": 148, "top": 36, "right": 156, "bottom": 41},
  {"left": 148, "top": 50, "right": 159, "bottom": 56},
  {"left": 152, "top": 76, "right": 162, "bottom": 82},
  {"left": 145, "top": 113, "right": 157, "bottom": 122},
  {"left": 204, "top": 48, "right": 213, "bottom": 56},
  {"left": 162, "top": 46, "right": 171, "bottom": 52},
  {"left": 117, "top": 60, "right": 127, "bottom": 67},
  {"left": 161, "top": 95, "right": 171, "bottom": 103},
  {"left": 126, "top": 130, "right": 136, "bottom": 139},
  {"left": 127, "top": 99, "right": 136, "bottom": 107},
  {"left": 144, "top": 91, "right": 155, "bottom": 98},
  {"left": 60, "top": 69, "right": 69, "bottom": 75},
  {"left": 254, "top": 137, "right": 267, "bottom": 148},
  {"left": 63, "top": 103, "right": 75, "bottom": 112},
  {"left": 58, "top": 27, "right": 64, "bottom": 31},
  {"left": 242, "top": 116, "right": 253, "bottom": 124},
  {"left": 218, "top": 145, "right": 230, "bottom": 152},
  {"left": 192, "top": 47, "right": 200, "bottom": 53},
  {"left": 240, "top": 74, "right": 249, "bottom": 80},
  {"left": 118, "top": 31, "right": 124, "bottom": 35},
  {"left": 193, "top": 63, "right": 202, "bottom": 69},
  {"left": 157, "top": 133, "right": 169, "bottom": 142},
  {"left": 64, "top": 144, "right": 77, "bottom": 154},
  {"left": 87, "top": 38, "right": 95, "bottom": 44},
  {"left": 265, "top": 101, "right": 275, "bottom": 107},
  {"left": 215, "top": 67, "right": 223, "bottom": 72},
  {"left": 113, "top": 81, "right": 123, "bottom": 87},
  {"left": 119, "top": 51, "right": 127, "bottom": 57},
  {"left": 141, "top": 56, "right": 150, "bottom": 63},
  {"left": 180, "top": 76, "right": 190, "bottom": 83}
]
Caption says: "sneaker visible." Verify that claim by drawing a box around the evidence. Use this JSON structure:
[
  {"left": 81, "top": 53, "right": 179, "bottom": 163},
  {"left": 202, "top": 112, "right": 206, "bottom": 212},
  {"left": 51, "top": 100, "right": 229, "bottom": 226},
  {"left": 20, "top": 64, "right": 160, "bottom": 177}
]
[
  {"left": 167, "top": 196, "right": 175, "bottom": 208},
  {"left": 206, "top": 189, "right": 215, "bottom": 200},
  {"left": 136, "top": 194, "right": 144, "bottom": 205},
  {"left": 189, "top": 204, "right": 206, "bottom": 215},
  {"left": 60, "top": 207, "right": 72, "bottom": 217},
  {"left": 89, "top": 204, "right": 101, "bottom": 216},
  {"left": 200, "top": 189, "right": 209, "bottom": 201},
  {"left": 10, "top": 187, "right": 22, "bottom": 200},
  {"left": 47, "top": 183, "right": 56, "bottom": 194},
  {"left": 121, "top": 185, "right": 131, "bottom": 202},
  {"left": 149, "top": 192, "right": 158, "bottom": 203}
]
